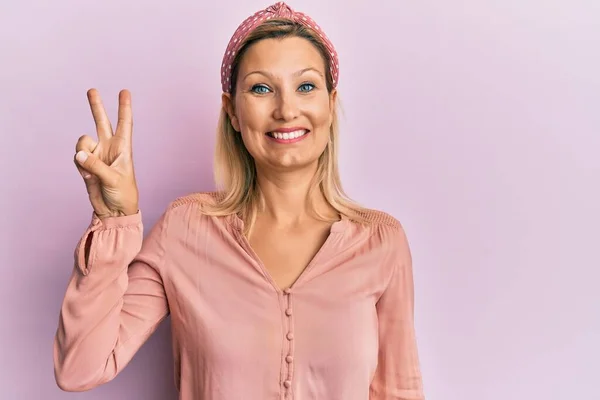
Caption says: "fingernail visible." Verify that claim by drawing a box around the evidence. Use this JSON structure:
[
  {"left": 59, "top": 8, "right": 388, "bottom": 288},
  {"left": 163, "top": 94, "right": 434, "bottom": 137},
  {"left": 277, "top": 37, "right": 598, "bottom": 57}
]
[
  {"left": 76, "top": 151, "right": 88, "bottom": 163},
  {"left": 82, "top": 171, "right": 91, "bottom": 179}
]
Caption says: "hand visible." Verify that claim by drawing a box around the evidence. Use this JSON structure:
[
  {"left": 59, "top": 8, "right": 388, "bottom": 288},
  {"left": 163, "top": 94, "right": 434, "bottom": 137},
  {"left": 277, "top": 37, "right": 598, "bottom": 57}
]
[{"left": 74, "top": 89, "right": 139, "bottom": 219}]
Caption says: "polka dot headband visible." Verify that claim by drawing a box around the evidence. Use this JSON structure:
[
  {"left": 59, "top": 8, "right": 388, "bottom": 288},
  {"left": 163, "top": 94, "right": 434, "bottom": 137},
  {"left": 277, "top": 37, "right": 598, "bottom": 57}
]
[{"left": 220, "top": 1, "right": 339, "bottom": 93}]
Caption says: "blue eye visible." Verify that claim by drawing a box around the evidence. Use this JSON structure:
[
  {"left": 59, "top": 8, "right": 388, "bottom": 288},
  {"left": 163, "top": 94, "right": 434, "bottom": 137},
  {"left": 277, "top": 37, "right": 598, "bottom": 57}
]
[
  {"left": 298, "top": 83, "right": 315, "bottom": 92},
  {"left": 251, "top": 84, "right": 271, "bottom": 94}
]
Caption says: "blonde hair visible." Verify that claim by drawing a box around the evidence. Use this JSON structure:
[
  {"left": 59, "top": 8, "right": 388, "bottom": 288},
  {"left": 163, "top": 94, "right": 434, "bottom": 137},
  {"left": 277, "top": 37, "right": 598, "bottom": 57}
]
[{"left": 202, "top": 19, "right": 370, "bottom": 234}]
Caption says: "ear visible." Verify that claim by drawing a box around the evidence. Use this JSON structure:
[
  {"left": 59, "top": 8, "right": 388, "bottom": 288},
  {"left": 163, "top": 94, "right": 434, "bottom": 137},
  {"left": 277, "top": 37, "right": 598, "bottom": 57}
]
[
  {"left": 222, "top": 92, "right": 240, "bottom": 132},
  {"left": 328, "top": 88, "right": 338, "bottom": 123}
]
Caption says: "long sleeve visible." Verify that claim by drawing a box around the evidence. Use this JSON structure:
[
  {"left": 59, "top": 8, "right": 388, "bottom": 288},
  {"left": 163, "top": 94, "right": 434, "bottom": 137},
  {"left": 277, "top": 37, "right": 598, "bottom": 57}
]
[
  {"left": 370, "top": 226, "right": 425, "bottom": 400},
  {"left": 53, "top": 210, "right": 170, "bottom": 392}
]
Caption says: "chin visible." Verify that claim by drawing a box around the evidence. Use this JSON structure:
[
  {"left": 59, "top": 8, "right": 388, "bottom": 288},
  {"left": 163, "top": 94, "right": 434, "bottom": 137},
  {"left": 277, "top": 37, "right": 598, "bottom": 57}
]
[{"left": 263, "top": 155, "right": 320, "bottom": 172}]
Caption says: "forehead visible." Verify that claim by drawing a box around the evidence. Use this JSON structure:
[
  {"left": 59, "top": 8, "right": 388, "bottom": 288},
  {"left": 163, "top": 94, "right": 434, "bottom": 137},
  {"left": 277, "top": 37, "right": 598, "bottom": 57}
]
[{"left": 238, "top": 36, "right": 326, "bottom": 74}]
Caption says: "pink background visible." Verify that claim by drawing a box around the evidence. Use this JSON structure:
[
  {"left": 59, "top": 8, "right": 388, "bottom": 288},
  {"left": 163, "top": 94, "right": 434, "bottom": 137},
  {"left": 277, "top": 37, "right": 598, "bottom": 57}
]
[{"left": 2, "top": 0, "right": 599, "bottom": 399}]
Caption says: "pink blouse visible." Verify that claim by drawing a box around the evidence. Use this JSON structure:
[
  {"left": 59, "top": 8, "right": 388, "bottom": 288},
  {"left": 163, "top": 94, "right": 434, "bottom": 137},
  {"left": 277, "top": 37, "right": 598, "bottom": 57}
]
[{"left": 53, "top": 192, "right": 425, "bottom": 400}]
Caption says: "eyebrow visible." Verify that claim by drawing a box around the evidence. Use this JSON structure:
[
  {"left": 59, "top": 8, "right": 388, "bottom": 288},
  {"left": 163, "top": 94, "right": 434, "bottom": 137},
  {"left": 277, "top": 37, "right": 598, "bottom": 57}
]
[{"left": 243, "top": 67, "right": 324, "bottom": 81}]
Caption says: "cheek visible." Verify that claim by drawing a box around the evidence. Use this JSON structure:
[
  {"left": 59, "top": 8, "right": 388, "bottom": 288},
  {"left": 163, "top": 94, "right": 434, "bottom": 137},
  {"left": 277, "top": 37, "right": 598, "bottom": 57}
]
[
  {"left": 306, "top": 97, "right": 332, "bottom": 129},
  {"left": 237, "top": 98, "right": 268, "bottom": 131}
]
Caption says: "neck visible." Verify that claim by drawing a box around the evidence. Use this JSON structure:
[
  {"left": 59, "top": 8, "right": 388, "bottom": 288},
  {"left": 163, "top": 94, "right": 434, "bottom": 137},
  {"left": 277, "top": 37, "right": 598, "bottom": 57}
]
[{"left": 254, "top": 163, "right": 335, "bottom": 226}]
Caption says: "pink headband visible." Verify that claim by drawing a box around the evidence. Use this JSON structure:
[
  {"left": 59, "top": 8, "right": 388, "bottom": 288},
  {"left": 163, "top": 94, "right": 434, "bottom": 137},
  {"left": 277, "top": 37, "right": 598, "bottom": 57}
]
[{"left": 220, "top": 1, "right": 339, "bottom": 93}]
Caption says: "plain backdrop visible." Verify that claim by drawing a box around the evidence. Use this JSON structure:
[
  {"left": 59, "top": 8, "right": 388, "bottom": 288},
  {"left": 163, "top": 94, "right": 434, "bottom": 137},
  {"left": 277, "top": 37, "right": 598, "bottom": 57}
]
[{"left": 1, "top": 0, "right": 598, "bottom": 399}]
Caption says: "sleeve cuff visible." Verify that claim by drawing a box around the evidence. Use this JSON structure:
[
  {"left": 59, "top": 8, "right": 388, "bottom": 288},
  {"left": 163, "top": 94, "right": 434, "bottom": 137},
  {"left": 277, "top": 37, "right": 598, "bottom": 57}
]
[{"left": 76, "top": 211, "right": 143, "bottom": 275}]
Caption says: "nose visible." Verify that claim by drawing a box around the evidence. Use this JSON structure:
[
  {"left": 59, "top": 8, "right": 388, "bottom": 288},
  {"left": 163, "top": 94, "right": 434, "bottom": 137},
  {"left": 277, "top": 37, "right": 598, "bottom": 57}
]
[{"left": 272, "top": 89, "right": 300, "bottom": 121}]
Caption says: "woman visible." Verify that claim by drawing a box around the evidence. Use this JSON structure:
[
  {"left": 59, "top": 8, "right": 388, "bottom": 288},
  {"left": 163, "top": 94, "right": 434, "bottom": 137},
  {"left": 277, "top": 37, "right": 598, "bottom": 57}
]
[{"left": 54, "top": 2, "right": 425, "bottom": 399}]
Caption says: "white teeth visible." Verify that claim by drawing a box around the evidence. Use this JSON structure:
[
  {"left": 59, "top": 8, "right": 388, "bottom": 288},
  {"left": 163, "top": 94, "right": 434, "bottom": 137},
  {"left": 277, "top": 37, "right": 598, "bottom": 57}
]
[{"left": 269, "top": 130, "right": 307, "bottom": 140}]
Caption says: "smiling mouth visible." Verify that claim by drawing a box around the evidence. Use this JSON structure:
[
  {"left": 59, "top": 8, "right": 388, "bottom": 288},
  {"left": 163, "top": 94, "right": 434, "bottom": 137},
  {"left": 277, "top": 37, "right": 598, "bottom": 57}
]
[{"left": 266, "top": 129, "right": 309, "bottom": 140}]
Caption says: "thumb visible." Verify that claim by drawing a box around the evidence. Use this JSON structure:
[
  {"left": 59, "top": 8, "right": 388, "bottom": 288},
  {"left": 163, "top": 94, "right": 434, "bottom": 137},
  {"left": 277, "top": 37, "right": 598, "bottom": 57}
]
[{"left": 75, "top": 151, "right": 116, "bottom": 185}]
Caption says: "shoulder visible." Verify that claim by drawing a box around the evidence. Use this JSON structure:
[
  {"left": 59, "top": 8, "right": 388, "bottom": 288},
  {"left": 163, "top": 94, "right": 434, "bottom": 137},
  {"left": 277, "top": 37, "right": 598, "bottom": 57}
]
[
  {"left": 346, "top": 206, "right": 410, "bottom": 252},
  {"left": 167, "top": 191, "right": 224, "bottom": 211},
  {"left": 158, "top": 191, "right": 228, "bottom": 225},
  {"left": 346, "top": 206, "right": 404, "bottom": 232}
]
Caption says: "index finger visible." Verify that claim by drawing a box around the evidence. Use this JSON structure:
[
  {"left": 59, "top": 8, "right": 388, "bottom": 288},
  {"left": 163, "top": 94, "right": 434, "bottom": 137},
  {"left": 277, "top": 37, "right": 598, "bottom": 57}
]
[{"left": 115, "top": 89, "right": 133, "bottom": 145}]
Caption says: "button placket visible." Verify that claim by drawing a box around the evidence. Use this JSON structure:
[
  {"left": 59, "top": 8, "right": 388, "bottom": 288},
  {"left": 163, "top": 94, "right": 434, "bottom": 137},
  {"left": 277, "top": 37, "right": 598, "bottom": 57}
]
[{"left": 282, "top": 288, "right": 295, "bottom": 398}]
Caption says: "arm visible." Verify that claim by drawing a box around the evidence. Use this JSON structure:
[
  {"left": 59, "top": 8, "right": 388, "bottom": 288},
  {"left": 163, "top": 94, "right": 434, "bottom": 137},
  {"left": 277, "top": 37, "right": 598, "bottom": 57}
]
[
  {"left": 370, "top": 226, "right": 425, "bottom": 400},
  {"left": 53, "top": 210, "right": 170, "bottom": 392}
]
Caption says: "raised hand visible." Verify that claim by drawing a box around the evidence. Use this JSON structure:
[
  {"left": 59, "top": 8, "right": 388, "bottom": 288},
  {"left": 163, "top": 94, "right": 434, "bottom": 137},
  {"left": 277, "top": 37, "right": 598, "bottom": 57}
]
[{"left": 74, "top": 89, "right": 139, "bottom": 219}]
